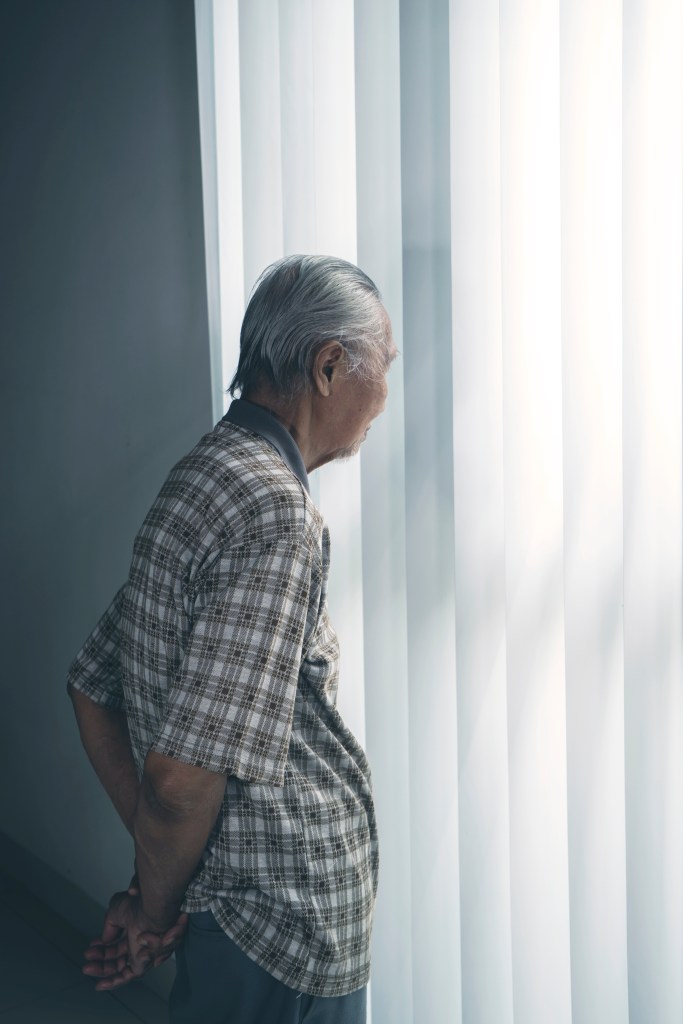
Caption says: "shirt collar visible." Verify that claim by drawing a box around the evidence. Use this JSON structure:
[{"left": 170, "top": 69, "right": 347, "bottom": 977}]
[{"left": 223, "top": 399, "right": 310, "bottom": 494}]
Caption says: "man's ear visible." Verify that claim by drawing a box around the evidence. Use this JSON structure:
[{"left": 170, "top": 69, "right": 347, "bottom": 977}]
[{"left": 312, "top": 341, "right": 345, "bottom": 396}]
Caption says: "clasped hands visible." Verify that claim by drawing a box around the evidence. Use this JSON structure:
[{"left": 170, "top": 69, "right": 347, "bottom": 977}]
[{"left": 83, "top": 877, "right": 188, "bottom": 991}]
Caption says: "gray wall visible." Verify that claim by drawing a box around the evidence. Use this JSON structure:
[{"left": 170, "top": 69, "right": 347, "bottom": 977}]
[{"left": 0, "top": 0, "right": 212, "bottom": 923}]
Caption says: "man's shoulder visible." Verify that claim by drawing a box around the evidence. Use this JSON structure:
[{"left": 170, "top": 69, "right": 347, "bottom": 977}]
[{"left": 147, "top": 421, "right": 313, "bottom": 552}]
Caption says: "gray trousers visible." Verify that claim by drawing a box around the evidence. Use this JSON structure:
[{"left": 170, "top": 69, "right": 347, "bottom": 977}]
[{"left": 169, "top": 911, "right": 367, "bottom": 1024}]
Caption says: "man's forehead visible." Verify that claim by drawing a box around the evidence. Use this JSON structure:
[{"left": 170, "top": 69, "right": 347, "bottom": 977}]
[
  {"left": 384, "top": 330, "right": 399, "bottom": 367},
  {"left": 381, "top": 314, "right": 399, "bottom": 365}
]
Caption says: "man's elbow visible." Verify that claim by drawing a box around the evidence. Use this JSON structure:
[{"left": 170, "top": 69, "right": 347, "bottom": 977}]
[
  {"left": 140, "top": 750, "right": 227, "bottom": 821},
  {"left": 67, "top": 682, "right": 95, "bottom": 728}
]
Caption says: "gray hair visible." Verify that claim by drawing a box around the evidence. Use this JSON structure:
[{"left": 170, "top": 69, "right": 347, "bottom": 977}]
[{"left": 228, "top": 254, "right": 390, "bottom": 398}]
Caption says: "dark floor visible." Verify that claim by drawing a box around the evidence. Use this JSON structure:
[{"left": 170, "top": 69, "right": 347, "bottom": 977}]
[{"left": 0, "top": 870, "right": 168, "bottom": 1023}]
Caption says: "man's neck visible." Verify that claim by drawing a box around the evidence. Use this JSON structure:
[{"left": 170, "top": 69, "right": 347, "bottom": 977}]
[{"left": 241, "top": 388, "right": 324, "bottom": 472}]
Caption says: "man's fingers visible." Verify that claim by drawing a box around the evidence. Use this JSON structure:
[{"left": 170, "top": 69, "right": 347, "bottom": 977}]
[
  {"left": 165, "top": 913, "right": 189, "bottom": 939},
  {"left": 131, "top": 956, "right": 152, "bottom": 977},
  {"left": 138, "top": 934, "right": 183, "bottom": 963},
  {"left": 84, "top": 937, "right": 128, "bottom": 962},
  {"left": 90, "top": 951, "right": 151, "bottom": 990},
  {"left": 140, "top": 912, "right": 188, "bottom": 947},
  {"left": 93, "top": 965, "right": 137, "bottom": 991},
  {"left": 84, "top": 890, "right": 178, "bottom": 991},
  {"left": 142, "top": 928, "right": 181, "bottom": 947},
  {"left": 98, "top": 916, "right": 124, "bottom": 946},
  {"left": 83, "top": 952, "right": 127, "bottom": 978}
]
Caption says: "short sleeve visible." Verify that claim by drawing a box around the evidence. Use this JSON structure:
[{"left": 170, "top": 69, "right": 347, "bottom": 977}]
[
  {"left": 66, "top": 586, "right": 126, "bottom": 710},
  {"left": 151, "top": 536, "right": 313, "bottom": 785}
]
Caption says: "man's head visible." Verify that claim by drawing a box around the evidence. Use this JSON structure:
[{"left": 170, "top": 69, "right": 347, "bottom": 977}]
[
  {"left": 229, "top": 255, "right": 396, "bottom": 472},
  {"left": 229, "top": 254, "right": 393, "bottom": 399}
]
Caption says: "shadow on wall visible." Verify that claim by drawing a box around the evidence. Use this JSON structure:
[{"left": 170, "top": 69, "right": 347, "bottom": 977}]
[{"left": 0, "top": 0, "right": 212, "bottom": 985}]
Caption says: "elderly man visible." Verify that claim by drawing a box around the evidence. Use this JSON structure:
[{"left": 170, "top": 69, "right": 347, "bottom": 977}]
[{"left": 67, "top": 254, "right": 396, "bottom": 1024}]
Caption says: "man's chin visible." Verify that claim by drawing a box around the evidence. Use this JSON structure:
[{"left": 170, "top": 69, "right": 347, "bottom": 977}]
[{"left": 334, "top": 440, "right": 364, "bottom": 461}]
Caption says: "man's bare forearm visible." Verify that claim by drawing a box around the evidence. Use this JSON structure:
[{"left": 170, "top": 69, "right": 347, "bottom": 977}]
[
  {"left": 69, "top": 691, "right": 227, "bottom": 934},
  {"left": 68, "top": 684, "right": 139, "bottom": 835},
  {"left": 133, "top": 752, "right": 227, "bottom": 931}
]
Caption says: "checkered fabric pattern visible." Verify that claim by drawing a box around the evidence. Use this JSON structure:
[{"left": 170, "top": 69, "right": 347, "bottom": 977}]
[{"left": 67, "top": 409, "right": 379, "bottom": 997}]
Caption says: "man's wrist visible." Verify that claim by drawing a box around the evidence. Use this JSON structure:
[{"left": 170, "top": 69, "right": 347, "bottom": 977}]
[{"left": 137, "top": 895, "right": 181, "bottom": 933}]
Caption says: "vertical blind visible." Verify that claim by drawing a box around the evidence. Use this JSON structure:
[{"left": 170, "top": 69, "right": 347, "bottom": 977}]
[{"left": 194, "top": 2, "right": 683, "bottom": 1022}]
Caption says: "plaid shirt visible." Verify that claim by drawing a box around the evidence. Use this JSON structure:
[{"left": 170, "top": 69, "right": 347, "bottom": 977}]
[{"left": 67, "top": 400, "right": 379, "bottom": 997}]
